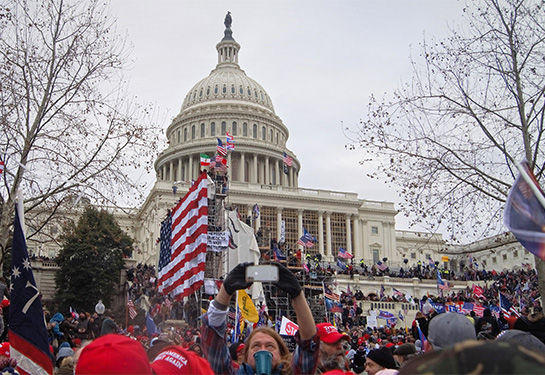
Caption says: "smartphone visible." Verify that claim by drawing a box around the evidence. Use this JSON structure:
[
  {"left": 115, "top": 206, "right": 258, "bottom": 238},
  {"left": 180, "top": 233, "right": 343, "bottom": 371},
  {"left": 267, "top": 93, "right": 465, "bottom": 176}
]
[{"left": 245, "top": 265, "right": 279, "bottom": 282}]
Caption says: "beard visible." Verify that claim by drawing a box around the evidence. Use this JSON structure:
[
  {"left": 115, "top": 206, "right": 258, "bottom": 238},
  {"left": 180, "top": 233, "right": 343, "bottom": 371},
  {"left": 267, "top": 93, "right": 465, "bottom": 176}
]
[{"left": 319, "top": 350, "right": 350, "bottom": 372}]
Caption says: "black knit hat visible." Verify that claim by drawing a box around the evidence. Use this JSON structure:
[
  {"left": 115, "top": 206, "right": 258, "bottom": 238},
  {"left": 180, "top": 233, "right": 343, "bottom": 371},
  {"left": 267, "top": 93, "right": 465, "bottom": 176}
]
[{"left": 366, "top": 347, "right": 398, "bottom": 369}]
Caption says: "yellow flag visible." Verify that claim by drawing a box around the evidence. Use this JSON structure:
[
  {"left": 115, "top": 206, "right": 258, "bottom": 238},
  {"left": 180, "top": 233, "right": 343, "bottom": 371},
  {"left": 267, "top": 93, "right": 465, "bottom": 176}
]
[{"left": 237, "top": 290, "right": 259, "bottom": 323}]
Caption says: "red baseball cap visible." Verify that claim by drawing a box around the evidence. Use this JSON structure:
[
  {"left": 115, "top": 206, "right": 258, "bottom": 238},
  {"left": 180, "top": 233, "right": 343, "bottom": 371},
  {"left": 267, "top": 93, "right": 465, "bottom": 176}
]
[
  {"left": 316, "top": 323, "right": 349, "bottom": 344},
  {"left": 151, "top": 345, "right": 214, "bottom": 375},
  {"left": 75, "top": 334, "right": 151, "bottom": 375},
  {"left": 0, "top": 342, "right": 10, "bottom": 358}
]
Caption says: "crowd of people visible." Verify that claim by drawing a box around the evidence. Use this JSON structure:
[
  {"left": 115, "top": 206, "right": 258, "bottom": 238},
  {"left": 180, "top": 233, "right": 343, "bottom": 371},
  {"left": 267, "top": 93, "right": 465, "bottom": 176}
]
[{"left": 1, "top": 261, "right": 545, "bottom": 374}]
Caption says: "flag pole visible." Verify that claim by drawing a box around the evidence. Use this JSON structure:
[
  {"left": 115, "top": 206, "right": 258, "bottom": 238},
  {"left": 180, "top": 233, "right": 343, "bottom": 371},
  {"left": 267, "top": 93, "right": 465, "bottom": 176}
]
[
  {"left": 125, "top": 293, "right": 129, "bottom": 329},
  {"left": 516, "top": 161, "right": 545, "bottom": 210}
]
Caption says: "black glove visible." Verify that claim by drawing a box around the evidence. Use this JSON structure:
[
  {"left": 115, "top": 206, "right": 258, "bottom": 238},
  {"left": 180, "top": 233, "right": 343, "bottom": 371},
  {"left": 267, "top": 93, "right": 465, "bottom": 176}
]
[
  {"left": 223, "top": 262, "right": 254, "bottom": 295},
  {"left": 272, "top": 262, "right": 302, "bottom": 298}
]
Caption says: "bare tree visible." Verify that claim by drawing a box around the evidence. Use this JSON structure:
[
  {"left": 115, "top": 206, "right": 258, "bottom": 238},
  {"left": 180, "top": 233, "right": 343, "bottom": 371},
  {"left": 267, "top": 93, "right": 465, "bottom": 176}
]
[
  {"left": 345, "top": 0, "right": 545, "bottom": 293},
  {"left": 0, "top": 0, "right": 161, "bottom": 269}
]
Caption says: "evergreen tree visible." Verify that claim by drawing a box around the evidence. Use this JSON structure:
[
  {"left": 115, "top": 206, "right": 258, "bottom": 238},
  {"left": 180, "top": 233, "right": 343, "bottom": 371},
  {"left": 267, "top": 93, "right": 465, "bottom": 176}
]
[{"left": 54, "top": 206, "right": 133, "bottom": 313}]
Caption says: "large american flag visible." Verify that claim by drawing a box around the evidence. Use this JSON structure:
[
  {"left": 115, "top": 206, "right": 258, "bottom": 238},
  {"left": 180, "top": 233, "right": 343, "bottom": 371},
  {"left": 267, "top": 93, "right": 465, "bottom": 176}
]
[
  {"left": 157, "top": 172, "right": 208, "bottom": 300},
  {"left": 10, "top": 199, "right": 53, "bottom": 375}
]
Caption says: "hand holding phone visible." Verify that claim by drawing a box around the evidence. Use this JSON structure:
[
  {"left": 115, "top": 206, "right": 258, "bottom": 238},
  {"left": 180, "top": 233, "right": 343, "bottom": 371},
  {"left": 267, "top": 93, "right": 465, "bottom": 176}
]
[{"left": 245, "top": 265, "right": 279, "bottom": 282}]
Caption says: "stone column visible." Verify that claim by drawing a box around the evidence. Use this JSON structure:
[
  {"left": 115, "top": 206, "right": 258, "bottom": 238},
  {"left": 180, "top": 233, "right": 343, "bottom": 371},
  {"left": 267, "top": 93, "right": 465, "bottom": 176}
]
[
  {"left": 169, "top": 161, "right": 174, "bottom": 181},
  {"left": 362, "top": 220, "right": 368, "bottom": 262},
  {"left": 354, "top": 215, "right": 362, "bottom": 261},
  {"left": 345, "top": 214, "right": 352, "bottom": 254},
  {"left": 318, "top": 211, "right": 325, "bottom": 257},
  {"left": 253, "top": 154, "right": 258, "bottom": 183},
  {"left": 240, "top": 152, "right": 245, "bottom": 182},
  {"left": 227, "top": 153, "right": 232, "bottom": 173},
  {"left": 265, "top": 156, "right": 270, "bottom": 185},
  {"left": 276, "top": 207, "right": 283, "bottom": 242},
  {"left": 325, "top": 212, "right": 332, "bottom": 257},
  {"left": 297, "top": 209, "right": 304, "bottom": 249},
  {"left": 275, "top": 159, "right": 280, "bottom": 186},
  {"left": 178, "top": 158, "right": 183, "bottom": 181},
  {"left": 188, "top": 155, "right": 194, "bottom": 181},
  {"left": 289, "top": 167, "right": 294, "bottom": 187}
]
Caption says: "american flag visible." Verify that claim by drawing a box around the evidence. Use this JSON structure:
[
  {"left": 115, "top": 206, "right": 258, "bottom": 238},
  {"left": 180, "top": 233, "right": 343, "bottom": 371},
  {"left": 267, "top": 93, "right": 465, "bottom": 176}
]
[
  {"left": 323, "top": 284, "right": 340, "bottom": 301},
  {"left": 127, "top": 297, "right": 138, "bottom": 320},
  {"left": 10, "top": 199, "right": 54, "bottom": 375},
  {"left": 217, "top": 138, "right": 227, "bottom": 156},
  {"left": 392, "top": 287, "right": 404, "bottom": 297},
  {"left": 460, "top": 302, "right": 474, "bottom": 315},
  {"left": 473, "top": 304, "right": 485, "bottom": 317},
  {"left": 499, "top": 292, "right": 520, "bottom": 319},
  {"left": 157, "top": 171, "right": 208, "bottom": 300},
  {"left": 0, "top": 160, "right": 4, "bottom": 175},
  {"left": 338, "top": 247, "right": 353, "bottom": 259},
  {"left": 283, "top": 152, "right": 293, "bottom": 167}
]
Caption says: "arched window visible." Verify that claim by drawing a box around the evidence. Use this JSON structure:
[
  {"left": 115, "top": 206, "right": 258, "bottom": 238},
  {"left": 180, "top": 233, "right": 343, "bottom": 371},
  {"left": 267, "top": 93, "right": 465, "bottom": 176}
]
[
  {"left": 211, "top": 122, "right": 216, "bottom": 136},
  {"left": 214, "top": 86, "right": 218, "bottom": 94},
  {"left": 232, "top": 122, "right": 237, "bottom": 136},
  {"left": 222, "top": 85, "right": 227, "bottom": 94},
  {"left": 184, "top": 128, "right": 188, "bottom": 142},
  {"left": 191, "top": 125, "right": 196, "bottom": 140},
  {"left": 201, "top": 123, "right": 205, "bottom": 137},
  {"left": 243, "top": 122, "right": 248, "bottom": 136},
  {"left": 221, "top": 121, "right": 226, "bottom": 135},
  {"left": 253, "top": 124, "right": 257, "bottom": 138},
  {"left": 261, "top": 126, "right": 266, "bottom": 140}
]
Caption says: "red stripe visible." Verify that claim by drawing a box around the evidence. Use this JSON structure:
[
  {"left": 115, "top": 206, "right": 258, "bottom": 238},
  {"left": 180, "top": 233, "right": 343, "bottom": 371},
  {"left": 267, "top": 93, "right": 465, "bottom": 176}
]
[
  {"left": 171, "top": 207, "right": 208, "bottom": 259},
  {"left": 159, "top": 241, "right": 207, "bottom": 286},
  {"left": 163, "top": 261, "right": 206, "bottom": 295},
  {"left": 162, "top": 255, "right": 206, "bottom": 295},
  {"left": 10, "top": 330, "right": 53, "bottom": 375}
]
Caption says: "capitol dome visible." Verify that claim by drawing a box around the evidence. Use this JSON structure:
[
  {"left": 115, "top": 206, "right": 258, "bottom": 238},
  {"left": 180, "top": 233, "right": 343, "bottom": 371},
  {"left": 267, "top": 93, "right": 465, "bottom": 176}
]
[
  {"left": 181, "top": 63, "right": 275, "bottom": 113},
  {"left": 154, "top": 14, "right": 300, "bottom": 188}
]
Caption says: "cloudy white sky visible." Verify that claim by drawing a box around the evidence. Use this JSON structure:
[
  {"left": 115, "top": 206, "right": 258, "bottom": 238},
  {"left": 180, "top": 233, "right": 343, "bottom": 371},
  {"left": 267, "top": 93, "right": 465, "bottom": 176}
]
[{"left": 110, "top": 0, "right": 466, "bottom": 231}]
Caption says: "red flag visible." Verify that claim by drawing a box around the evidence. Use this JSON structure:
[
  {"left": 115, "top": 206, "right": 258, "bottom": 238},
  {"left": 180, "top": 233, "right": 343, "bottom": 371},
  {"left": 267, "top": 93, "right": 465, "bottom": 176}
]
[
  {"left": 157, "top": 172, "right": 208, "bottom": 300},
  {"left": 0, "top": 160, "right": 4, "bottom": 175}
]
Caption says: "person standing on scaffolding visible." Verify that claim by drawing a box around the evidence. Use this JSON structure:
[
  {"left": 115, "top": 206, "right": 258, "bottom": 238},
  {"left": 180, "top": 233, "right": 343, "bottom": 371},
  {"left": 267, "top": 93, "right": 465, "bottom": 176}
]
[{"left": 201, "top": 262, "right": 319, "bottom": 375}]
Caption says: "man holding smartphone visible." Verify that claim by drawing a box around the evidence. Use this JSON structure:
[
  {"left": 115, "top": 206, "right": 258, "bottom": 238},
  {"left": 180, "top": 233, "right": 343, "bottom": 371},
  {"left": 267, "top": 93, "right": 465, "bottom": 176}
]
[{"left": 201, "top": 262, "right": 319, "bottom": 375}]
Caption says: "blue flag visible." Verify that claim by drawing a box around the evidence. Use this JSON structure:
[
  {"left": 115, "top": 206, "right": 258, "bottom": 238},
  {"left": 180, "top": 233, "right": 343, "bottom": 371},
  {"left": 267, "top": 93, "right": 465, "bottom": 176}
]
[
  {"left": 146, "top": 310, "right": 158, "bottom": 336},
  {"left": 504, "top": 160, "right": 545, "bottom": 260},
  {"left": 10, "top": 201, "right": 53, "bottom": 375}
]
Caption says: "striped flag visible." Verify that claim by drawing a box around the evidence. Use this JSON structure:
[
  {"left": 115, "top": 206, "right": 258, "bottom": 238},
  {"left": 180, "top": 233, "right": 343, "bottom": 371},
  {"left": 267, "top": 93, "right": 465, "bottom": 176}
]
[
  {"left": 338, "top": 247, "right": 353, "bottom": 259},
  {"left": 473, "top": 304, "right": 485, "bottom": 317},
  {"left": 226, "top": 132, "right": 235, "bottom": 150},
  {"left": 217, "top": 138, "right": 227, "bottom": 156},
  {"left": 0, "top": 160, "right": 4, "bottom": 175},
  {"left": 127, "top": 297, "right": 138, "bottom": 320},
  {"left": 9, "top": 197, "right": 53, "bottom": 375},
  {"left": 283, "top": 152, "right": 293, "bottom": 167},
  {"left": 200, "top": 153, "right": 210, "bottom": 167},
  {"left": 499, "top": 292, "right": 520, "bottom": 319},
  {"left": 157, "top": 171, "right": 208, "bottom": 300}
]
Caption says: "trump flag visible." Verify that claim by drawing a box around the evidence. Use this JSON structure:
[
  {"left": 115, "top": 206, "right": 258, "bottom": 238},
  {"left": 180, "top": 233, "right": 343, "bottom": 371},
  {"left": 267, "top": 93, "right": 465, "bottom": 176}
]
[
  {"left": 10, "top": 198, "right": 53, "bottom": 375},
  {"left": 504, "top": 160, "right": 545, "bottom": 260}
]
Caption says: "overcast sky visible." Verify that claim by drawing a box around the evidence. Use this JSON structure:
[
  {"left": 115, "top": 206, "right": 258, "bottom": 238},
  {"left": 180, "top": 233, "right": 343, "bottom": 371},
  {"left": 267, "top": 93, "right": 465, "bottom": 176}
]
[{"left": 109, "top": 0, "right": 466, "bottom": 231}]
